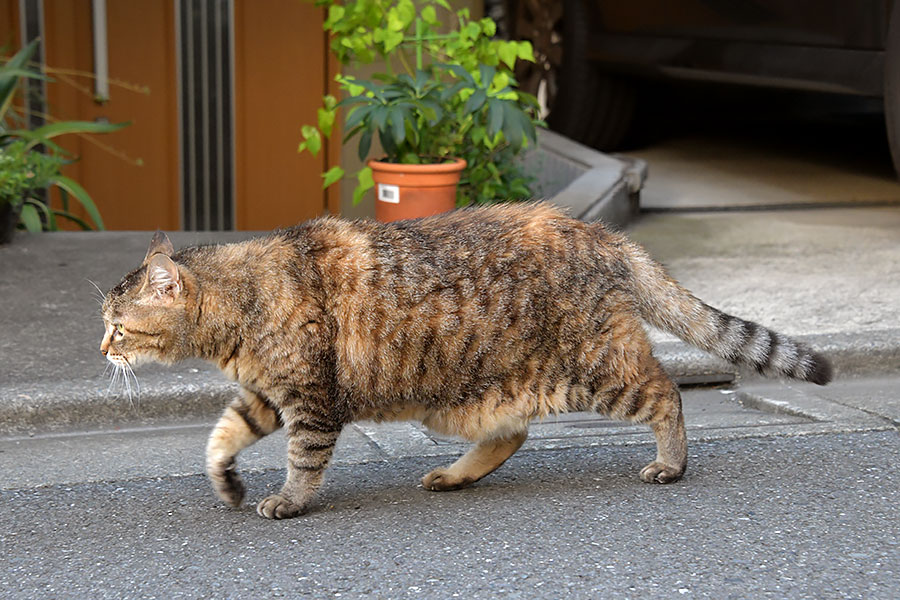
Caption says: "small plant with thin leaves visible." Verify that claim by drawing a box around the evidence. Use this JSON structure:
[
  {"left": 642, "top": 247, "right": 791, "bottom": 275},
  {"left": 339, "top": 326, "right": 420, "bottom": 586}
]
[
  {"left": 298, "top": 0, "right": 541, "bottom": 207},
  {"left": 0, "top": 39, "right": 128, "bottom": 236}
]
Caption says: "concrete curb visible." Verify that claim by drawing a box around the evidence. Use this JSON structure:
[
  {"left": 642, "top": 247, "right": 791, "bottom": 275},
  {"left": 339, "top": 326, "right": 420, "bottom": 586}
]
[
  {"left": 525, "top": 128, "right": 646, "bottom": 229},
  {"left": 654, "top": 328, "right": 900, "bottom": 381},
  {"left": 3, "top": 329, "right": 896, "bottom": 436},
  {"left": 0, "top": 373, "right": 237, "bottom": 437}
]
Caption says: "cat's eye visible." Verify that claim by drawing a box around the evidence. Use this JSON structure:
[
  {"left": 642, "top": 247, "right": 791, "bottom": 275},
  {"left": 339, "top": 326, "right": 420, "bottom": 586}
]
[{"left": 114, "top": 324, "right": 124, "bottom": 336}]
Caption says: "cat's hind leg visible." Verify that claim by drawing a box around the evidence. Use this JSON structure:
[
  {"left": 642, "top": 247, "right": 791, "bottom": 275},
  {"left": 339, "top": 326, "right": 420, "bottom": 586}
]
[
  {"left": 422, "top": 429, "right": 528, "bottom": 491},
  {"left": 639, "top": 387, "right": 687, "bottom": 484},
  {"left": 206, "top": 388, "right": 283, "bottom": 507},
  {"left": 601, "top": 363, "right": 687, "bottom": 484}
]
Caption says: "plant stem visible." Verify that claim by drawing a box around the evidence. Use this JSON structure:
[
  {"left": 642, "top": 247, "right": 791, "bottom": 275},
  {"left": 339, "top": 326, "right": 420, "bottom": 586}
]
[
  {"left": 415, "top": 17, "right": 423, "bottom": 71},
  {"left": 396, "top": 49, "right": 414, "bottom": 77}
]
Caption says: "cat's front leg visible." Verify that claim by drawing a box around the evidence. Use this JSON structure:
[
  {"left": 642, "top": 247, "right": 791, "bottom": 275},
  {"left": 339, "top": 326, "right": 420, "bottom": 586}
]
[
  {"left": 207, "top": 388, "right": 283, "bottom": 507},
  {"left": 257, "top": 406, "right": 343, "bottom": 519}
]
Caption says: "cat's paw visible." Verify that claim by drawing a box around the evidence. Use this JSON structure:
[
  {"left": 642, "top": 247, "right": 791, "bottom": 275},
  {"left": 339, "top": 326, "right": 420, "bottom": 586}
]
[
  {"left": 256, "top": 494, "right": 306, "bottom": 519},
  {"left": 639, "top": 461, "right": 684, "bottom": 484},
  {"left": 208, "top": 459, "right": 245, "bottom": 507},
  {"left": 421, "top": 468, "right": 475, "bottom": 492}
]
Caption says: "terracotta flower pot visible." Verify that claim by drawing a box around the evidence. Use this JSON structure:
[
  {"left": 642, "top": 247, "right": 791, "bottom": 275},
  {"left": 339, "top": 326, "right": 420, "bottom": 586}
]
[{"left": 368, "top": 158, "right": 466, "bottom": 222}]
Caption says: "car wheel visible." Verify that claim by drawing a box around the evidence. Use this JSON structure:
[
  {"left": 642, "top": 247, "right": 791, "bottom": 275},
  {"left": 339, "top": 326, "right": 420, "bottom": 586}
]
[
  {"left": 499, "top": 0, "right": 563, "bottom": 117},
  {"left": 885, "top": 1, "right": 900, "bottom": 178},
  {"left": 501, "top": 0, "right": 637, "bottom": 151}
]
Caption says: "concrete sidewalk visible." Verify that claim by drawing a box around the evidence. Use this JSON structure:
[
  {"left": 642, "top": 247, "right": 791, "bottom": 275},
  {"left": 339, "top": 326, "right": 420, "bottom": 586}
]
[{"left": 1, "top": 204, "right": 898, "bottom": 435}]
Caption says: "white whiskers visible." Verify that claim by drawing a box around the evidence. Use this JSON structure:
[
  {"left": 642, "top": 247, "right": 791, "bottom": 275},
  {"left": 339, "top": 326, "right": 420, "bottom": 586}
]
[
  {"left": 93, "top": 279, "right": 141, "bottom": 407},
  {"left": 87, "top": 279, "right": 106, "bottom": 312},
  {"left": 105, "top": 358, "right": 141, "bottom": 408}
]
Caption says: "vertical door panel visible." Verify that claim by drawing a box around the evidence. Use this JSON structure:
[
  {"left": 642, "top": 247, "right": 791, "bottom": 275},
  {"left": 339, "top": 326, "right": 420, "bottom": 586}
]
[
  {"left": 233, "top": 0, "right": 328, "bottom": 230},
  {"left": 0, "top": 0, "right": 19, "bottom": 48},
  {"left": 43, "top": 0, "right": 180, "bottom": 230}
]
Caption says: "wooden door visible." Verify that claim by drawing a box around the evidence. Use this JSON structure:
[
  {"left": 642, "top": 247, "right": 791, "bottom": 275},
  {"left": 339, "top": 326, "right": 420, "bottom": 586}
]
[
  {"left": 0, "top": 1, "right": 19, "bottom": 50},
  {"left": 7, "top": 0, "right": 332, "bottom": 231},
  {"left": 42, "top": 0, "right": 181, "bottom": 231},
  {"left": 233, "top": 0, "right": 334, "bottom": 229}
]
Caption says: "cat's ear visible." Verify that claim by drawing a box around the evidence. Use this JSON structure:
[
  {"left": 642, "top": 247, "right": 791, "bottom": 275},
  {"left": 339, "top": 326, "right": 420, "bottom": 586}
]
[
  {"left": 142, "top": 253, "right": 182, "bottom": 301},
  {"left": 143, "top": 230, "right": 175, "bottom": 265}
]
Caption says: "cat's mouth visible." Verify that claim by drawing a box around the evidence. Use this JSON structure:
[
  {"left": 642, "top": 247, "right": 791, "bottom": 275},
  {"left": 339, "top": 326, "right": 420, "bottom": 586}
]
[
  {"left": 106, "top": 352, "right": 130, "bottom": 366},
  {"left": 107, "top": 350, "right": 154, "bottom": 368}
]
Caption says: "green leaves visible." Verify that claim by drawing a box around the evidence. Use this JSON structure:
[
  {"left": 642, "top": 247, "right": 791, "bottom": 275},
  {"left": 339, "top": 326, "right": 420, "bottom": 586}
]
[
  {"left": 12, "top": 120, "right": 130, "bottom": 152},
  {"left": 373, "top": 27, "right": 404, "bottom": 53},
  {"left": 517, "top": 41, "right": 536, "bottom": 63},
  {"left": 0, "top": 29, "right": 146, "bottom": 236},
  {"left": 1, "top": 142, "right": 110, "bottom": 230},
  {"left": 421, "top": 4, "right": 437, "bottom": 25},
  {"left": 297, "top": 125, "right": 322, "bottom": 156},
  {"left": 49, "top": 175, "right": 104, "bottom": 230},
  {"left": 464, "top": 89, "right": 486, "bottom": 113},
  {"left": 336, "top": 69, "right": 447, "bottom": 163},
  {"left": 0, "top": 40, "right": 40, "bottom": 123},
  {"left": 357, "top": 128, "right": 373, "bottom": 162},
  {"left": 321, "top": 165, "right": 344, "bottom": 188},
  {"left": 496, "top": 40, "right": 535, "bottom": 69},
  {"left": 317, "top": 95, "right": 337, "bottom": 137},
  {"left": 0, "top": 37, "right": 122, "bottom": 236},
  {"left": 324, "top": 4, "right": 345, "bottom": 29},
  {"left": 497, "top": 42, "right": 518, "bottom": 70},
  {"left": 353, "top": 167, "right": 374, "bottom": 205},
  {"left": 478, "top": 64, "right": 495, "bottom": 89},
  {"left": 298, "top": 0, "right": 541, "bottom": 208},
  {"left": 487, "top": 98, "right": 504, "bottom": 137},
  {"left": 19, "top": 203, "right": 41, "bottom": 232},
  {"left": 344, "top": 104, "right": 374, "bottom": 132},
  {"left": 388, "top": 106, "right": 406, "bottom": 145}
]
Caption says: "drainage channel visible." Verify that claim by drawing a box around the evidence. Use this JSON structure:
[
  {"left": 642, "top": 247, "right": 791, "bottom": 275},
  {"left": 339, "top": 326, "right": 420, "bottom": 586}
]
[{"left": 422, "top": 380, "right": 891, "bottom": 449}]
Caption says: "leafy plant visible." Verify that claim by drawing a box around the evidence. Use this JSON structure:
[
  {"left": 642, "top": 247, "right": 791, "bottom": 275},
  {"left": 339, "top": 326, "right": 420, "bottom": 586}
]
[
  {"left": 0, "top": 39, "right": 128, "bottom": 232},
  {"left": 298, "top": 0, "right": 541, "bottom": 206}
]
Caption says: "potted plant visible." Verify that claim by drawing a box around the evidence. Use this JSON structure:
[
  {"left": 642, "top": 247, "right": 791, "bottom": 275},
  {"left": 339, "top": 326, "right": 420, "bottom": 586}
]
[
  {"left": 1, "top": 142, "right": 65, "bottom": 242},
  {"left": 299, "top": 0, "right": 540, "bottom": 221},
  {"left": 0, "top": 40, "right": 127, "bottom": 242}
]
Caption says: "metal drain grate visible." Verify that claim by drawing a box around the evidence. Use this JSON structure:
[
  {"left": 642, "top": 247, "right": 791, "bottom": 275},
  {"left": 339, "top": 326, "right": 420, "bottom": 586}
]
[{"left": 176, "top": 0, "right": 235, "bottom": 231}]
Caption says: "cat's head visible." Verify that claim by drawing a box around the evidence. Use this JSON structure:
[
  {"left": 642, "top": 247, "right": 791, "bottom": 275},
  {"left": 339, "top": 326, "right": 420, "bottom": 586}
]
[{"left": 100, "top": 231, "right": 195, "bottom": 367}]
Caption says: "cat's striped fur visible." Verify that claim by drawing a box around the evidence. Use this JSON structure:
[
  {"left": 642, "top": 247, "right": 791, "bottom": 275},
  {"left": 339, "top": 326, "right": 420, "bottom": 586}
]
[{"left": 100, "top": 203, "right": 831, "bottom": 519}]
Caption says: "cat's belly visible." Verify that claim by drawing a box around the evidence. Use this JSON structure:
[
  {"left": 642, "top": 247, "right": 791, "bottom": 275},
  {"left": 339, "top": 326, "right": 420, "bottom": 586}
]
[{"left": 349, "top": 381, "right": 590, "bottom": 442}]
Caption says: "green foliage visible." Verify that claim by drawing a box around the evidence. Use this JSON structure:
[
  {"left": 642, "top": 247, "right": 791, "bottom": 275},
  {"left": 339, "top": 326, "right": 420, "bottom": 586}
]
[
  {"left": 301, "top": 0, "right": 541, "bottom": 206},
  {"left": 0, "top": 142, "right": 61, "bottom": 200},
  {"left": 1, "top": 40, "right": 128, "bottom": 232}
]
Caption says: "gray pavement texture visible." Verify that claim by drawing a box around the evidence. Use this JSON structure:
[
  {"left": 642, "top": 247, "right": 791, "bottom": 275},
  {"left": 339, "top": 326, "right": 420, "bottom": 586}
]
[{"left": 1, "top": 431, "right": 898, "bottom": 599}]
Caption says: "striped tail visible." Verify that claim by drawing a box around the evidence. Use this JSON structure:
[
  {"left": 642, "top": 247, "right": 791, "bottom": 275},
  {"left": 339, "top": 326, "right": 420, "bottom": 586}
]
[{"left": 621, "top": 239, "right": 833, "bottom": 385}]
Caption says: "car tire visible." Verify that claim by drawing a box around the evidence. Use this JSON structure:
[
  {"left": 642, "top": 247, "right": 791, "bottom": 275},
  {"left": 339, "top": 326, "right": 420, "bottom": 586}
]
[
  {"left": 885, "top": 1, "right": 900, "bottom": 178},
  {"left": 550, "top": 0, "right": 637, "bottom": 151},
  {"left": 501, "top": 0, "right": 637, "bottom": 151}
]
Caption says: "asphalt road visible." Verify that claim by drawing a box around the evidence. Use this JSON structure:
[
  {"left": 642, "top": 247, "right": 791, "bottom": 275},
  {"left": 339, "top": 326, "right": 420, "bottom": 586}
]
[{"left": 2, "top": 430, "right": 897, "bottom": 599}]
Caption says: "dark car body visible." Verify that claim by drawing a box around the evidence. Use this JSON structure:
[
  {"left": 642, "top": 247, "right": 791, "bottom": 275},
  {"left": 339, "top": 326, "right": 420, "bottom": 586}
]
[{"left": 586, "top": 0, "right": 893, "bottom": 97}]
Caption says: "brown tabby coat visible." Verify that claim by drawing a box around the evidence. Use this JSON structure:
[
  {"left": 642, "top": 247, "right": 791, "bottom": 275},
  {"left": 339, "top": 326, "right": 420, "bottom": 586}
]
[{"left": 100, "top": 204, "right": 831, "bottom": 519}]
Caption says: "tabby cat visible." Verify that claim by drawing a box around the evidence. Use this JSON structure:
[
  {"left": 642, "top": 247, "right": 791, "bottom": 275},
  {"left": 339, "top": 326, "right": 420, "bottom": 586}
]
[{"left": 100, "top": 204, "right": 831, "bottom": 519}]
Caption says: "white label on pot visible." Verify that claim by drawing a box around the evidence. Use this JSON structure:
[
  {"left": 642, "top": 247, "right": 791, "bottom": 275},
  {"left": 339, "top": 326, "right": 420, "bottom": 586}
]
[{"left": 378, "top": 184, "right": 400, "bottom": 204}]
